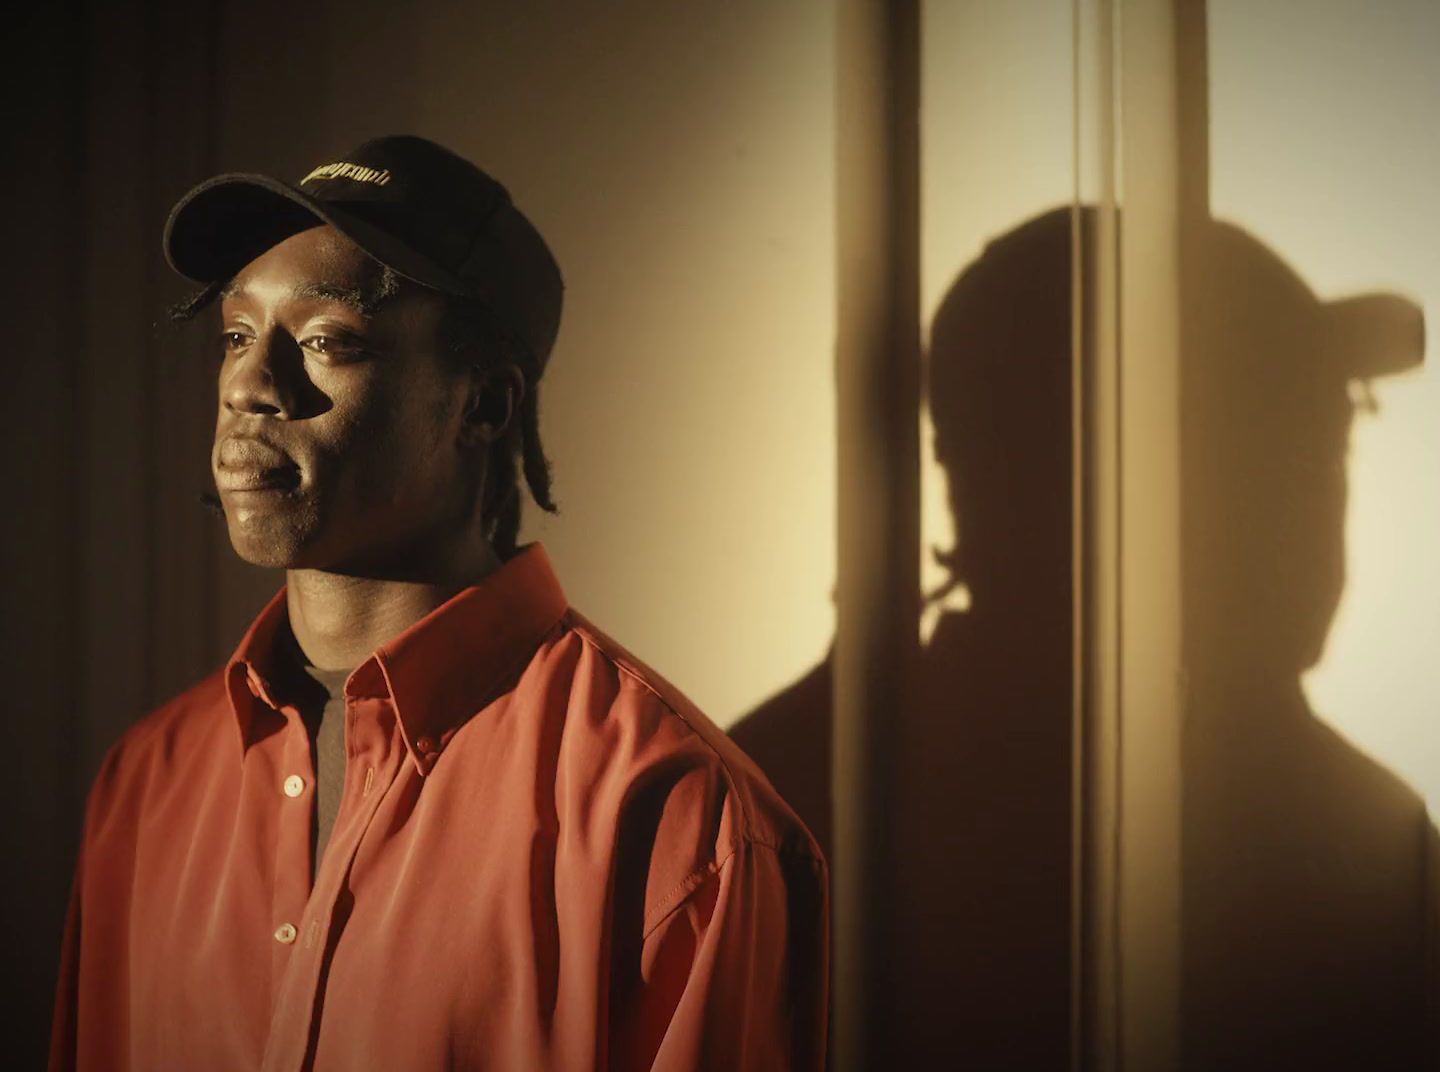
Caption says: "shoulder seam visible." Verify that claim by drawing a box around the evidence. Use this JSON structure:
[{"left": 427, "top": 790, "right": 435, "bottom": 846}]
[
  {"left": 565, "top": 614, "right": 763, "bottom": 840},
  {"left": 565, "top": 614, "right": 684, "bottom": 716}
]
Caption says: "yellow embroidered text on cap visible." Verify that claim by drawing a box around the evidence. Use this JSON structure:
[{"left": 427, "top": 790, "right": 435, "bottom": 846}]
[{"left": 300, "top": 162, "right": 393, "bottom": 187}]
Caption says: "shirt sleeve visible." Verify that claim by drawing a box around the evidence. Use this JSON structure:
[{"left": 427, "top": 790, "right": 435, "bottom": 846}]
[
  {"left": 48, "top": 738, "right": 128, "bottom": 1072},
  {"left": 613, "top": 838, "right": 829, "bottom": 1071},
  {"left": 48, "top": 820, "right": 86, "bottom": 1071}
]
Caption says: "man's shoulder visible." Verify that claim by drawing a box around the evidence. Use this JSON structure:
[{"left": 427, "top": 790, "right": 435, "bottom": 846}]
[
  {"left": 86, "top": 667, "right": 234, "bottom": 811},
  {"left": 542, "top": 607, "right": 825, "bottom": 870},
  {"left": 122, "top": 665, "right": 233, "bottom": 747}
]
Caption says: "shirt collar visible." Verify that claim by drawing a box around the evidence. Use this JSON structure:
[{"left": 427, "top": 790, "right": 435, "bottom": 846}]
[{"left": 224, "top": 542, "right": 568, "bottom": 776}]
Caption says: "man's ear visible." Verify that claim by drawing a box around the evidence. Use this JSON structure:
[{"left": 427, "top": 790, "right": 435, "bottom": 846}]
[{"left": 460, "top": 364, "right": 526, "bottom": 446}]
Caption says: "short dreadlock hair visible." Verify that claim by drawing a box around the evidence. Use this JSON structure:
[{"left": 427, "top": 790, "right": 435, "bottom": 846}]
[
  {"left": 426, "top": 269, "right": 558, "bottom": 558},
  {"left": 172, "top": 262, "right": 558, "bottom": 560}
]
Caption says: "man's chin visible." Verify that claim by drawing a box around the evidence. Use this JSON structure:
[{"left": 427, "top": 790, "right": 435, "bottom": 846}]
[
  {"left": 218, "top": 486, "right": 326, "bottom": 568},
  {"left": 227, "top": 534, "right": 309, "bottom": 570},
  {"left": 223, "top": 514, "right": 319, "bottom": 570},
  {"left": 225, "top": 517, "right": 388, "bottom": 574}
]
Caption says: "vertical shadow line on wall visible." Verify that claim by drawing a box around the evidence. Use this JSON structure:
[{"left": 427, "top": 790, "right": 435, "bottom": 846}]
[
  {"left": 832, "top": 1, "right": 922, "bottom": 1069},
  {"left": 1070, "top": 7, "right": 1087, "bottom": 1071},
  {"left": 1073, "top": 0, "right": 1127, "bottom": 1067}
]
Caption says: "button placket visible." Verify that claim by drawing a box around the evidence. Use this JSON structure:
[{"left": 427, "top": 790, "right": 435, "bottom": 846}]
[
  {"left": 261, "top": 696, "right": 403, "bottom": 1072},
  {"left": 269, "top": 705, "right": 319, "bottom": 990}
]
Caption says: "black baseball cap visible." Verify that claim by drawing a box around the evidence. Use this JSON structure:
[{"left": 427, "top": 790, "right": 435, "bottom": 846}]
[{"left": 163, "top": 134, "right": 563, "bottom": 368}]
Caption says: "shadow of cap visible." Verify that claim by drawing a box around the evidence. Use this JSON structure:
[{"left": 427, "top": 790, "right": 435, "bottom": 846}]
[
  {"left": 1321, "top": 293, "right": 1425, "bottom": 381},
  {"left": 1195, "top": 219, "right": 1426, "bottom": 390}
]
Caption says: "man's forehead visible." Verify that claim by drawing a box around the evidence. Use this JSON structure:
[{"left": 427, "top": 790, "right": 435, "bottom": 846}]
[
  {"left": 221, "top": 226, "right": 397, "bottom": 313},
  {"left": 221, "top": 276, "right": 375, "bottom": 307}
]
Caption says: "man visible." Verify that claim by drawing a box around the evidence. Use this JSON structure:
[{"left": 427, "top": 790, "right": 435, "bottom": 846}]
[{"left": 49, "top": 135, "right": 828, "bottom": 1071}]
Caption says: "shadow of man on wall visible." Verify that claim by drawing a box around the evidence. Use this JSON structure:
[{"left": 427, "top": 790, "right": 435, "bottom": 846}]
[
  {"left": 733, "top": 209, "right": 1077, "bottom": 1067},
  {"left": 1180, "top": 210, "right": 1429, "bottom": 1070},
  {"left": 730, "top": 206, "right": 1432, "bottom": 1068}
]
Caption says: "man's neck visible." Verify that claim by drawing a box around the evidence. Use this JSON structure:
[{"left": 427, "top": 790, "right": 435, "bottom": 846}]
[{"left": 284, "top": 540, "right": 506, "bottom": 671}]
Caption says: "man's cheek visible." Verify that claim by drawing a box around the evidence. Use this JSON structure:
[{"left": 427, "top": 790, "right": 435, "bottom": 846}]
[{"left": 350, "top": 440, "right": 422, "bottom": 511}]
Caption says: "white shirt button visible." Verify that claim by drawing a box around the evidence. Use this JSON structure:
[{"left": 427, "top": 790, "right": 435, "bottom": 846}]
[
  {"left": 283, "top": 775, "right": 305, "bottom": 797},
  {"left": 274, "top": 922, "right": 298, "bottom": 945}
]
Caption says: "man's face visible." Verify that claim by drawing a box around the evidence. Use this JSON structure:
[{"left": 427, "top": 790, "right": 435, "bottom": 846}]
[{"left": 211, "top": 224, "right": 472, "bottom": 573}]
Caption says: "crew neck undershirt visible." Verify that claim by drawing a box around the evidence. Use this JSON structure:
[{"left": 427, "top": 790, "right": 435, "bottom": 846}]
[{"left": 296, "top": 663, "right": 351, "bottom": 870}]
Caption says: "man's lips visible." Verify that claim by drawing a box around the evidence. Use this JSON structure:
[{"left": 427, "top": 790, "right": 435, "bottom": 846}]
[
  {"left": 215, "top": 467, "right": 299, "bottom": 492},
  {"left": 215, "top": 436, "right": 300, "bottom": 493}
]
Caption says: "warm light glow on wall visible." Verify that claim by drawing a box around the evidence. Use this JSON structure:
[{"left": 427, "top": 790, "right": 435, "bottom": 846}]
[{"left": 1210, "top": 0, "right": 1439, "bottom": 813}]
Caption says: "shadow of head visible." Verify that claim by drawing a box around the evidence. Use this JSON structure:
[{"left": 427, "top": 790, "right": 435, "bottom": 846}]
[
  {"left": 927, "top": 206, "right": 1424, "bottom": 676},
  {"left": 928, "top": 210, "right": 1074, "bottom": 623},
  {"left": 1182, "top": 218, "right": 1423, "bottom": 677}
]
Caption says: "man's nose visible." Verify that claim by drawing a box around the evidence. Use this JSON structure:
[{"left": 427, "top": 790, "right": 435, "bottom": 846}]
[{"left": 222, "top": 332, "right": 301, "bottom": 417}]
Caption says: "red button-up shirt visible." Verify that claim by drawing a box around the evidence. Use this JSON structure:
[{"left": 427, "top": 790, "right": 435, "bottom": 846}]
[{"left": 49, "top": 544, "right": 828, "bottom": 1070}]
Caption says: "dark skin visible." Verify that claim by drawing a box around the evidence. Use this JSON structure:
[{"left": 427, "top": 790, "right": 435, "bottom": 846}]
[{"left": 213, "top": 223, "right": 526, "bottom": 670}]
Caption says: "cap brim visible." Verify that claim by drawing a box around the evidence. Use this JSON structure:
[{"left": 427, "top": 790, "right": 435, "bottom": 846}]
[
  {"left": 162, "top": 173, "right": 471, "bottom": 296},
  {"left": 1321, "top": 294, "right": 1425, "bottom": 381}
]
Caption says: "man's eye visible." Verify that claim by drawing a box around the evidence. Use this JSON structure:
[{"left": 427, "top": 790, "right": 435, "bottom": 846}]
[
  {"left": 302, "top": 335, "right": 364, "bottom": 360},
  {"left": 221, "top": 330, "right": 251, "bottom": 352}
]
